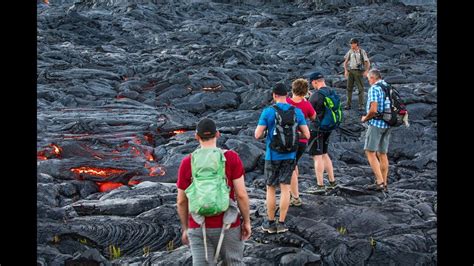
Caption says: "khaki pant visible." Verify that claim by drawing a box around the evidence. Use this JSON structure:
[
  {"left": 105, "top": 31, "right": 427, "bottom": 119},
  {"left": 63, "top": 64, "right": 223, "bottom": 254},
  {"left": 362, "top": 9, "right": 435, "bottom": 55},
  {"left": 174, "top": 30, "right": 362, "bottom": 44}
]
[{"left": 347, "top": 69, "right": 365, "bottom": 108}]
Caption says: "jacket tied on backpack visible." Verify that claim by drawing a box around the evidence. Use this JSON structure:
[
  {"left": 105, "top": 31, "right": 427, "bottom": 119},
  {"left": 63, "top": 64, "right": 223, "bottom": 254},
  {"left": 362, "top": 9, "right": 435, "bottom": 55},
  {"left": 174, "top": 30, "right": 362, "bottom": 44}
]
[{"left": 185, "top": 147, "right": 238, "bottom": 263}]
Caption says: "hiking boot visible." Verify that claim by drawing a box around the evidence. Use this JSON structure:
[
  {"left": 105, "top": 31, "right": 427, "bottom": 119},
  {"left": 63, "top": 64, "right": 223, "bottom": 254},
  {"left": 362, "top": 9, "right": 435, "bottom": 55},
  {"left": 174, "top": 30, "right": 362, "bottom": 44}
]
[
  {"left": 344, "top": 106, "right": 351, "bottom": 110},
  {"left": 307, "top": 185, "right": 326, "bottom": 194},
  {"left": 261, "top": 219, "right": 277, "bottom": 234},
  {"left": 383, "top": 184, "right": 388, "bottom": 193},
  {"left": 276, "top": 221, "right": 289, "bottom": 233},
  {"left": 358, "top": 106, "right": 365, "bottom": 111},
  {"left": 290, "top": 195, "right": 302, "bottom": 207},
  {"left": 327, "top": 181, "right": 338, "bottom": 190},
  {"left": 366, "top": 183, "right": 384, "bottom": 191}
]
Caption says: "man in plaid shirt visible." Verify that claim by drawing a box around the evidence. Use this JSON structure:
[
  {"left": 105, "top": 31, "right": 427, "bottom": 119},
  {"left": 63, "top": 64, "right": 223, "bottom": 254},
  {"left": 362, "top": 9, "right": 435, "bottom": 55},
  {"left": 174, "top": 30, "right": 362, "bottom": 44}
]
[{"left": 361, "top": 69, "right": 391, "bottom": 192}]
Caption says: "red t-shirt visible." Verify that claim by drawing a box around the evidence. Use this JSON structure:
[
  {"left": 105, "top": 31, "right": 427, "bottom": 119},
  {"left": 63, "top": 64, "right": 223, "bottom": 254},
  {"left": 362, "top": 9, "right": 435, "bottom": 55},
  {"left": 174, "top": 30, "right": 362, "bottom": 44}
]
[
  {"left": 176, "top": 150, "right": 245, "bottom": 228},
  {"left": 286, "top": 97, "right": 316, "bottom": 143}
]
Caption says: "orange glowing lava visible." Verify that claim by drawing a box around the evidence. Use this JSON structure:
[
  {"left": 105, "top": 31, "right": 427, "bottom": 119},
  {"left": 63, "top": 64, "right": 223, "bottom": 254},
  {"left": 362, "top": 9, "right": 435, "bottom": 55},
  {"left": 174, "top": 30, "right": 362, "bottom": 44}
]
[
  {"left": 145, "top": 151, "right": 154, "bottom": 161},
  {"left": 51, "top": 144, "right": 61, "bottom": 155},
  {"left": 97, "top": 182, "right": 124, "bottom": 192},
  {"left": 128, "top": 180, "right": 140, "bottom": 186},
  {"left": 148, "top": 166, "right": 166, "bottom": 176},
  {"left": 172, "top": 130, "right": 187, "bottom": 135},
  {"left": 70, "top": 167, "right": 126, "bottom": 178},
  {"left": 37, "top": 143, "right": 62, "bottom": 160}
]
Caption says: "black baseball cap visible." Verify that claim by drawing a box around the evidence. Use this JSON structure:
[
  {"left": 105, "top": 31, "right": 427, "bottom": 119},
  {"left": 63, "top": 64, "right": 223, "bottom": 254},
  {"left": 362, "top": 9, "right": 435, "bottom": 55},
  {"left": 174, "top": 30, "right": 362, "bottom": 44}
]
[
  {"left": 272, "top": 82, "right": 287, "bottom": 96},
  {"left": 308, "top": 72, "right": 324, "bottom": 82},
  {"left": 196, "top": 118, "right": 217, "bottom": 138}
]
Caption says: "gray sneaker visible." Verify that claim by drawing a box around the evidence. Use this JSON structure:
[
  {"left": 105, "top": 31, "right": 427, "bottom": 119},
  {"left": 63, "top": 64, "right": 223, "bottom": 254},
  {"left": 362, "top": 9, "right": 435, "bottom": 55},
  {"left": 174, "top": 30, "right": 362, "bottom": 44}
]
[
  {"left": 327, "top": 181, "right": 338, "bottom": 190},
  {"left": 307, "top": 185, "right": 326, "bottom": 194},
  {"left": 290, "top": 195, "right": 302, "bottom": 207},
  {"left": 276, "top": 221, "right": 289, "bottom": 233},
  {"left": 261, "top": 219, "right": 277, "bottom": 234},
  {"left": 366, "top": 183, "right": 384, "bottom": 191}
]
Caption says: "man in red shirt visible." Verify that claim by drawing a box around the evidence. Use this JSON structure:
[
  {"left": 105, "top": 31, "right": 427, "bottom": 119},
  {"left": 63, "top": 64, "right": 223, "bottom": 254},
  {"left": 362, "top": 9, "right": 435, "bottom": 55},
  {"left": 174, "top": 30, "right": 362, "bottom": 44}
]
[
  {"left": 286, "top": 79, "right": 316, "bottom": 206},
  {"left": 177, "top": 118, "right": 251, "bottom": 265}
]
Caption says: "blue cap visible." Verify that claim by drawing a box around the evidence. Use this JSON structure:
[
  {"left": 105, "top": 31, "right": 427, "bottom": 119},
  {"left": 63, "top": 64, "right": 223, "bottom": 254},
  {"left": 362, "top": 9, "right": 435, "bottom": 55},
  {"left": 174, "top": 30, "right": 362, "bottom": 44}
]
[{"left": 308, "top": 72, "right": 324, "bottom": 82}]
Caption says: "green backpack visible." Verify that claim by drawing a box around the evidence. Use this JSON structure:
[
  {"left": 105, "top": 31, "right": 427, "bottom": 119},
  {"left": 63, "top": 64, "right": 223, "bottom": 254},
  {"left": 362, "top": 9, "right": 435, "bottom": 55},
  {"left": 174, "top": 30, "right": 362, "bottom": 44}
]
[
  {"left": 185, "top": 147, "right": 238, "bottom": 263},
  {"left": 185, "top": 148, "right": 230, "bottom": 217}
]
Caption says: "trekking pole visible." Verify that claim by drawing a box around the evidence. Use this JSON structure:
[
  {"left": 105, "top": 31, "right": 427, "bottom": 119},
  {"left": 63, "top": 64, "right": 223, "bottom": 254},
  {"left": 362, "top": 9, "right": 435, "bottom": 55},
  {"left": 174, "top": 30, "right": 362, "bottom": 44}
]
[{"left": 214, "top": 223, "right": 231, "bottom": 263}]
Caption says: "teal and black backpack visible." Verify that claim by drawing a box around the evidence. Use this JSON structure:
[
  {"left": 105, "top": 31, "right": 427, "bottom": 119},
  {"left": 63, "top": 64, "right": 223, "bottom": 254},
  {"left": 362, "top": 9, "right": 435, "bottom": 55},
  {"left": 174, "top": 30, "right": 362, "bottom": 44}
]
[{"left": 315, "top": 89, "right": 343, "bottom": 131}]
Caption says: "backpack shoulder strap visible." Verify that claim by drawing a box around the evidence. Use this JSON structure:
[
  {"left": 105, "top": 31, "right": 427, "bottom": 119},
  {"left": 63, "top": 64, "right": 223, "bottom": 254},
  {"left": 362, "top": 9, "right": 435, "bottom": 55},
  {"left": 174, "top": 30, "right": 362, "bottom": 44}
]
[
  {"left": 272, "top": 104, "right": 295, "bottom": 115},
  {"left": 377, "top": 82, "right": 390, "bottom": 97},
  {"left": 317, "top": 89, "right": 328, "bottom": 97}
]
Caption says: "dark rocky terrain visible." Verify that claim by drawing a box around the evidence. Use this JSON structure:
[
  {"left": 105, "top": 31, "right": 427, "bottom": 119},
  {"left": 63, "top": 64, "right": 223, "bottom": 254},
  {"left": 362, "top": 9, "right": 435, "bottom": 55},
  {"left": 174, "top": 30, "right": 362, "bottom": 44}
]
[{"left": 37, "top": 0, "right": 437, "bottom": 264}]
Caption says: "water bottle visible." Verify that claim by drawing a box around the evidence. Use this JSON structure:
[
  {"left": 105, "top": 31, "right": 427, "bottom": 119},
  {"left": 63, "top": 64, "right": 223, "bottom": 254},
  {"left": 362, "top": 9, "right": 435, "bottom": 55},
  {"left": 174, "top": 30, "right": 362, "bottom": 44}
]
[
  {"left": 384, "top": 96, "right": 391, "bottom": 113},
  {"left": 383, "top": 96, "right": 391, "bottom": 121}
]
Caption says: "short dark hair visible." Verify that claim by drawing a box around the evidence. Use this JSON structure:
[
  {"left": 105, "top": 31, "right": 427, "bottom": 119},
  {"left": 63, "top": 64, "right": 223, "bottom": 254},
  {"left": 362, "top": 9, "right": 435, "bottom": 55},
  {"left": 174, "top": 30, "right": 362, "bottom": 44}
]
[
  {"left": 350, "top": 38, "right": 359, "bottom": 44},
  {"left": 272, "top": 83, "right": 287, "bottom": 96},
  {"left": 291, "top": 78, "right": 309, "bottom": 97}
]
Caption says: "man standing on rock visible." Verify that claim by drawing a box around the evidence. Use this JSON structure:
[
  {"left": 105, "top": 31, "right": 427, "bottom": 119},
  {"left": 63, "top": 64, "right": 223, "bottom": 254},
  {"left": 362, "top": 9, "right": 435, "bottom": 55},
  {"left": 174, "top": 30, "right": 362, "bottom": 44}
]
[
  {"left": 361, "top": 69, "right": 391, "bottom": 192},
  {"left": 344, "top": 38, "right": 370, "bottom": 111},
  {"left": 307, "top": 72, "right": 338, "bottom": 194},
  {"left": 177, "top": 118, "right": 251, "bottom": 265},
  {"left": 286, "top": 78, "right": 316, "bottom": 207},
  {"left": 255, "top": 83, "right": 310, "bottom": 233}
]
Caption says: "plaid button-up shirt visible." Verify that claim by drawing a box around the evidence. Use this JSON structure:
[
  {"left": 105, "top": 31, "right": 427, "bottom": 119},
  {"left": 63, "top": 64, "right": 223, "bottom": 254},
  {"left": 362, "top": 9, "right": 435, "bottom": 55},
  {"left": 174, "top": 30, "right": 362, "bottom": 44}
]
[{"left": 367, "top": 80, "right": 390, "bottom": 128}]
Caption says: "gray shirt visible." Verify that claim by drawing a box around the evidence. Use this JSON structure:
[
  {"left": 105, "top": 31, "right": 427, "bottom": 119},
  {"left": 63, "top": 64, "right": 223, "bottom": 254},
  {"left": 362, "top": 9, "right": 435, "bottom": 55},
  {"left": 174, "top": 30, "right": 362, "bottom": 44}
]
[{"left": 344, "top": 48, "right": 369, "bottom": 70}]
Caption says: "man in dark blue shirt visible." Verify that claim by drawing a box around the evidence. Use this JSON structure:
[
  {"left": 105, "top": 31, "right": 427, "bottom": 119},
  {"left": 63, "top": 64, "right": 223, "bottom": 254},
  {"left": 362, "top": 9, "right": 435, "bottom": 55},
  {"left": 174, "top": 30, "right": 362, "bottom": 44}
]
[{"left": 307, "top": 72, "right": 338, "bottom": 194}]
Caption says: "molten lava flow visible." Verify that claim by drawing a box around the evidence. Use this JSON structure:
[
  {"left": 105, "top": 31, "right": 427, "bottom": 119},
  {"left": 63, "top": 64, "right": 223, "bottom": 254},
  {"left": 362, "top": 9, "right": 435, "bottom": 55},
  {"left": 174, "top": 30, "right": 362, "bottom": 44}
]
[
  {"left": 172, "top": 129, "right": 187, "bottom": 135},
  {"left": 70, "top": 167, "right": 126, "bottom": 178},
  {"left": 37, "top": 143, "right": 62, "bottom": 160},
  {"left": 37, "top": 154, "right": 48, "bottom": 160},
  {"left": 97, "top": 182, "right": 124, "bottom": 192},
  {"left": 148, "top": 166, "right": 166, "bottom": 176},
  {"left": 128, "top": 180, "right": 140, "bottom": 186},
  {"left": 145, "top": 151, "right": 154, "bottom": 161},
  {"left": 51, "top": 144, "right": 61, "bottom": 155}
]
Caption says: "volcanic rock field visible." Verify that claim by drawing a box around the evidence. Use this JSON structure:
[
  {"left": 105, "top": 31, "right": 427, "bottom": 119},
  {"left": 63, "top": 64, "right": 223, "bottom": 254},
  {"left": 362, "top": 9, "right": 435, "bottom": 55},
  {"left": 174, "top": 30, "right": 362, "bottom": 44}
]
[{"left": 37, "top": 0, "right": 437, "bottom": 264}]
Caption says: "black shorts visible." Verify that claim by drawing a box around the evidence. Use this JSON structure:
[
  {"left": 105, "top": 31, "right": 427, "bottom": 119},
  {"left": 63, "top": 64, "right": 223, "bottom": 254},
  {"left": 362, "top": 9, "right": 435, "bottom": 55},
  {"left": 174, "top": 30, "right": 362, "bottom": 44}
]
[
  {"left": 295, "top": 142, "right": 307, "bottom": 164},
  {"left": 308, "top": 130, "right": 331, "bottom": 156},
  {"left": 264, "top": 159, "right": 295, "bottom": 187}
]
